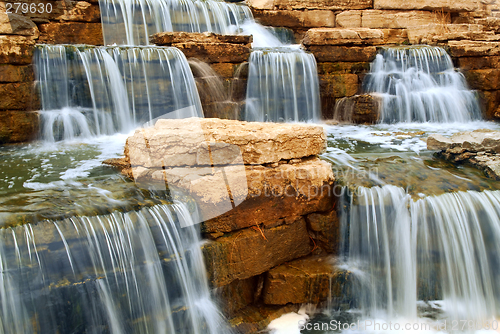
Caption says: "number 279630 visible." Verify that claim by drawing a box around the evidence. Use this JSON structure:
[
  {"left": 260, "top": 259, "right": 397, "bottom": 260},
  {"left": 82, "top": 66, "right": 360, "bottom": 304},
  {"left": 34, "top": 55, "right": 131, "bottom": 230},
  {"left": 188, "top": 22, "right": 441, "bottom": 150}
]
[{"left": 5, "top": 2, "right": 53, "bottom": 14}]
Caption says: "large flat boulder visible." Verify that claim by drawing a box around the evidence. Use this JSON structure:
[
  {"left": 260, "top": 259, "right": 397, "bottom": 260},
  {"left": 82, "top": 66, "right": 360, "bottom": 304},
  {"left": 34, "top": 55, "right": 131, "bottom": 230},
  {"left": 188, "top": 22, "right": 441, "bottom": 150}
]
[
  {"left": 126, "top": 118, "right": 326, "bottom": 167},
  {"left": 124, "top": 118, "right": 332, "bottom": 226}
]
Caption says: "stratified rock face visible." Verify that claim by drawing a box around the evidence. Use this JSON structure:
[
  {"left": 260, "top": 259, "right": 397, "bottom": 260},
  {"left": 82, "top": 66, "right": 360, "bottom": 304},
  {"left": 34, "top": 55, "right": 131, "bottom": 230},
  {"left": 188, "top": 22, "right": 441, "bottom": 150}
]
[
  {"left": 150, "top": 32, "right": 251, "bottom": 64},
  {"left": 303, "top": 28, "right": 384, "bottom": 46},
  {"left": 203, "top": 216, "right": 313, "bottom": 287},
  {"left": 126, "top": 118, "right": 327, "bottom": 167},
  {"left": 428, "top": 130, "right": 500, "bottom": 179},
  {"left": 374, "top": 0, "right": 479, "bottom": 12},
  {"left": 263, "top": 256, "right": 334, "bottom": 305},
  {"left": 124, "top": 118, "right": 333, "bottom": 224},
  {"left": 37, "top": 22, "right": 103, "bottom": 45},
  {"left": 248, "top": 0, "right": 372, "bottom": 10},
  {"left": 0, "top": 35, "right": 35, "bottom": 65}
]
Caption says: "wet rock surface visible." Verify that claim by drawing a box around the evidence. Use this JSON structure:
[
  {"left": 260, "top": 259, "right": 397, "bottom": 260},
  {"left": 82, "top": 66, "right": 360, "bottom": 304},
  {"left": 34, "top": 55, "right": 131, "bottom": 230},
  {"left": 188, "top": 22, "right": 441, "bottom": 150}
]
[{"left": 428, "top": 129, "right": 500, "bottom": 180}]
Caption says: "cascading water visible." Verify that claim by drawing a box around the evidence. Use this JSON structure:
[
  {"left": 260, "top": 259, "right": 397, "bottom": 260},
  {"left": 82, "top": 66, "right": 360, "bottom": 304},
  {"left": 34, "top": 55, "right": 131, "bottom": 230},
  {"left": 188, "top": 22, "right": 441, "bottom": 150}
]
[
  {"left": 0, "top": 201, "right": 229, "bottom": 334},
  {"left": 99, "top": 0, "right": 253, "bottom": 45},
  {"left": 35, "top": 44, "right": 202, "bottom": 141},
  {"left": 338, "top": 185, "right": 500, "bottom": 323},
  {"left": 362, "top": 46, "right": 481, "bottom": 123},
  {"left": 244, "top": 48, "right": 321, "bottom": 123}
]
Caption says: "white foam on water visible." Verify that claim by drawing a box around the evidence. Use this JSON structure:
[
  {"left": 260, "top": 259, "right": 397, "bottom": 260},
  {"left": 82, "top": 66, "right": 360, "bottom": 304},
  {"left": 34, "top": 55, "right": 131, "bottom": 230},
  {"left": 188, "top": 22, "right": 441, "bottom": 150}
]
[
  {"left": 323, "top": 121, "right": 500, "bottom": 153},
  {"left": 267, "top": 307, "right": 310, "bottom": 334}
]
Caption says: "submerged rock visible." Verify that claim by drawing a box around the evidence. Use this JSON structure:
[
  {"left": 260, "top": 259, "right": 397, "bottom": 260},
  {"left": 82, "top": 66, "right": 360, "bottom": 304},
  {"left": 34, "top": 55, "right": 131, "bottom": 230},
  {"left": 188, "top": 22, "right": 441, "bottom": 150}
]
[{"left": 427, "top": 129, "right": 500, "bottom": 180}]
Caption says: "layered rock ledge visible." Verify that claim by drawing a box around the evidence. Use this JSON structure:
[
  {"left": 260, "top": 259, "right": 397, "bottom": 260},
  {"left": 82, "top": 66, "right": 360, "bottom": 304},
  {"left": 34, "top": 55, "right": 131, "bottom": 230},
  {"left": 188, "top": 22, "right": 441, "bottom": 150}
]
[
  {"left": 109, "top": 118, "right": 339, "bottom": 331},
  {"left": 428, "top": 129, "right": 500, "bottom": 179}
]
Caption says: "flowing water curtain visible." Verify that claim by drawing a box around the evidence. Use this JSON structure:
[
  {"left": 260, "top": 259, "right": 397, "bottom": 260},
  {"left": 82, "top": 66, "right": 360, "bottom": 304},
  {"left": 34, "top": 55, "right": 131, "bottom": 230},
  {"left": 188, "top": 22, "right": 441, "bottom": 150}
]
[
  {"left": 338, "top": 185, "right": 500, "bottom": 321},
  {"left": 363, "top": 46, "right": 482, "bottom": 123},
  {"left": 0, "top": 203, "right": 229, "bottom": 334},
  {"left": 245, "top": 49, "right": 321, "bottom": 122},
  {"left": 35, "top": 45, "right": 203, "bottom": 141},
  {"left": 99, "top": 0, "right": 253, "bottom": 45}
]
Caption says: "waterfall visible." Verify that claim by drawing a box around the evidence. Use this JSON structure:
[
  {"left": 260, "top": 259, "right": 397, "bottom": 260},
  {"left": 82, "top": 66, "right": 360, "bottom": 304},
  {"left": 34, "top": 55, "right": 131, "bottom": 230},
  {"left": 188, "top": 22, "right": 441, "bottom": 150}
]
[
  {"left": 0, "top": 202, "right": 229, "bottom": 334},
  {"left": 339, "top": 185, "right": 500, "bottom": 322},
  {"left": 35, "top": 45, "right": 203, "bottom": 141},
  {"left": 244, "top": 48, "right": 321, "bottom": 123},
  {"left": 99, "top": 0, "right": 253, "bottom": 45},
  {"left": 363, "top": 46, "right": 481, "bottom": 123}
]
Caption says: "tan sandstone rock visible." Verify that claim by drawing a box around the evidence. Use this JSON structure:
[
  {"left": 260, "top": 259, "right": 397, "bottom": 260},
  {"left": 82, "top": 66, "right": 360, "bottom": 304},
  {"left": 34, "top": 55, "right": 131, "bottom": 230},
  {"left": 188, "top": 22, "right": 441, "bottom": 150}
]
[
  {"left": 464, "top": 69, "right": 500, "bottom": 91},
  {"left": 303, "top": 28, "right": 384, "bottom": 46},
  {"left": 248, "top": 0, "right": 372, "bottom": 10},
  {"left": 448, "top": 40, "right": 500, "bottom": 57},
  {"left": 0, "top": 35, "right": 35, "bottom": 64},
  {"left": 374, "top": 0, "right": 479, "bottom": 12},
  {"left": 126, "top": 118, "right": 326, "bottom": 167},
  {"left": 427, "top": 130, "right": 500, "bottom": 152},
  {"left": 407, "top": 24, "right": 483, "bottom": 44},
  {"left": 362, "top": 10, "right": 445, "bottom": 29}
]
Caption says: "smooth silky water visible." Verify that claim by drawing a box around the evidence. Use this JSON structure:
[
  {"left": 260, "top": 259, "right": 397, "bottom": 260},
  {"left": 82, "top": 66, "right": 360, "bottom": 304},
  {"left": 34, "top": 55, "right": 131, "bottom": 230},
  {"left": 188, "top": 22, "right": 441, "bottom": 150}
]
[
  {"left": 3, "top": 0, "right": 499, "bottom": 332},
  {"left": 287, "top": 47, "right": 500, "bottom": 334}
]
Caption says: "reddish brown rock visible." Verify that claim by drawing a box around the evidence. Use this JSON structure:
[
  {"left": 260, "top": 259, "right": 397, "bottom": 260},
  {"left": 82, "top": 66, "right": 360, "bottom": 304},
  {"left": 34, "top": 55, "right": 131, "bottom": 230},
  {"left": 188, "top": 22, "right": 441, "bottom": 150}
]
[
  {"left": 0, "top": 110, "right": 39, "bottom": 144},
  {"left": 263, "top": 256, "right": 333, "bottom": 305},
  {"left": 250, "top": 10, "right": 335, "bottom": 29},
  {"left": 37, "top": 22, "right": 103, "bottom": 45},
  {"left": 306, "top": 45, "right": 377, "bottom": 62},
  {"left": 216, "top": 277, "right": 259, "bottom": 317},
  {"left": 151, "top": 32, "right": 252, "bottom": 45},
  {"left": 0, "top": 64, "right": 34, "bottom": 82},
  {"left": 320, "top": 73, "right": 359, "bottom": 99},
  {"left": 203, "top": 216, "right": 313, "bottom": 287},
  {"left": 303, "top": 28, "right": 384, "bottom": 46},
  {"left": 464, "top": 69, "right": 500, "bottom": 90},
  {"left": 0, "top": 35, "right": 35, "bottom": 65},
  {"left": 200, "top": 158, "right": 335, "bottom": 233},
  {"left": 333, "top": 94, "right": 381, "bottom": 124},
  {"left": 316, "top": 62, "right": 370, "bottom": 75},
  {"left": 0, "top": 82, "right": 35, "bottom": 110},
  {"left": 172, "top": 42, "right": 250, "bottom": 63},
  {"left": 306, "top": 210, "right": 339, "bottom": 253}
]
